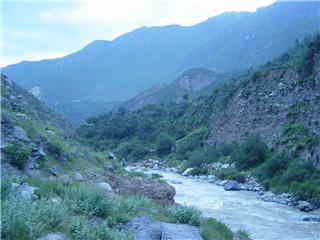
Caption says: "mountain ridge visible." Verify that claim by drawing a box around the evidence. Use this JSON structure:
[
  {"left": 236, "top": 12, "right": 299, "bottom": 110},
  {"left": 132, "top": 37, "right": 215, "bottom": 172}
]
[{"left": 3, "top": 1, "right": 319, "bottom": 107}]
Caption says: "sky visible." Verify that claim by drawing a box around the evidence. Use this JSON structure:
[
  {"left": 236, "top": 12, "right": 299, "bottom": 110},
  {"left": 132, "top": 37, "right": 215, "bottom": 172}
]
[{"left": 1, "top": 0, "right": 278, "bottom": 67}]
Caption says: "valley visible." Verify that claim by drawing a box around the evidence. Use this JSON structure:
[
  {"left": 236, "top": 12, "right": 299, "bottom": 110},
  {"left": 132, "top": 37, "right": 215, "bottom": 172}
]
[{"left": 1, "top": 1, "right": 320, "bottom": 239}]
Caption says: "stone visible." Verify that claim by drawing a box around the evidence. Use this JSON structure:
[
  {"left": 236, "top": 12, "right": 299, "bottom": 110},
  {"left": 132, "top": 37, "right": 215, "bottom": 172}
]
[
  {"left": 50, "top": 165, "right": 59, "bottom": 176},
  {"left": 97, "top": 182, "right": 114, "bottom": 193},
  {"left": 302, "top": 216, "right": 320, "bottom": 222},
  {"left": 170, "top": 180, "right": 183, "bottom": 184},
  {"left": 13, "top": 183, "right": 37, "bottom": 200},
  {"left": 104, "top": 162, "right": 114, "bottom": 173},
  {"left": 123, "top": 217, "right": 203, "bottom": 240},
  {"left": 161, "top": 222, "right": 203, "bottom": 240},
  {"left": 216, "top": 180, "right": 228, "bottom": 186},
  {"left": 224, "top": 180, "right": 241, "bottom": 191},
  {"left": 38, "top": 233, "right": 66, "bottom": 240},
  {"left": 12, "top": 126, "right": 29, "bottom": 141},
  {"left": 182, "top": 168, "right": 193, "bottom": 176},
  {"left": 74, "top": 173, "right": 84, "bottom": 181},
  {"left": 109, "top": 175, "right": 175, "bottom": 203},
  {"left": 262, "top": 192, "right": 276, "bottom": 202},
  {"left": 298, "top": 201, "right": 313, "bottom": 212},
  {"left": 122, "top": 217, "right": 162, "bottom": 240}
]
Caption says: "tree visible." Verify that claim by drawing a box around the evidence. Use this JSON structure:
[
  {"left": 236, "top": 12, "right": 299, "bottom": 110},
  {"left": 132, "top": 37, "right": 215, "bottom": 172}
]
[{"left": 155, "top": 133, "right": 174, "bottom": 155}]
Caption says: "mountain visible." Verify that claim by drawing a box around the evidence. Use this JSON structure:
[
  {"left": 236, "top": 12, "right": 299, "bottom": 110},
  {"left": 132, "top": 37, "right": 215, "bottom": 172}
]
[
  {"left": 3, "top": 1, "right": 319, "bottom": 110},
  {"left": 77, "top": 34, "right": 320, "bottom": 204},
  {"left": 54, "top": 100, "right": 121, "bottom": 125},
  {"left": 121, "top": 68, "right": 233, "bottom": 111}
]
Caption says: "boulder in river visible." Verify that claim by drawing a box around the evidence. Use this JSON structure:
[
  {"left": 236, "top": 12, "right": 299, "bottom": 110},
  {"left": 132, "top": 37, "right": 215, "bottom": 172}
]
[
  {"left": 224, "top": 180, "right": 241, "bottom": 191},
  {"left": 302, "top": 216, "right": 320, "bottom": 222},
  {"left": 182, "top": 168, "right": 193, "bottom": 176},
  {"left": 298, "top": 201, "right": 313, "bottom": 212}
]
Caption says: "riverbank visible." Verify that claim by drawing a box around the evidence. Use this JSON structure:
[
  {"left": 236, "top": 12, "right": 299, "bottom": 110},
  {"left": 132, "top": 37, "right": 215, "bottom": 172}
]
[
  {"left": 127, "top": 166, "right": 320, "bottom": 240},
  {"left": 126, "top": 159, "right": 320, "bottom": 213}
]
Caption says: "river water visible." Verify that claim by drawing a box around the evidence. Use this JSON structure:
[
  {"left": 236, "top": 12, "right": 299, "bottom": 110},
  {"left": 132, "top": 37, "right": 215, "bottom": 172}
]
[{"left": 144, "top": 170, "right": 320, "bottom": 240}]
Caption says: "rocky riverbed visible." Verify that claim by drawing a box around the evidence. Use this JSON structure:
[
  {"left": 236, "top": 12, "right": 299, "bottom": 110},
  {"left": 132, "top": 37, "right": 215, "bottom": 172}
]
[{"left": 127, "top": 166, "right": 320, "bottom": 240}]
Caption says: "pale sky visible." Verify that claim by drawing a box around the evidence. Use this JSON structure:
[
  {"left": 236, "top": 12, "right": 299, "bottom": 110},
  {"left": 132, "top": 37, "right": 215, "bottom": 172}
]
[{"left": 1, "top": 0, "right": 278, "bottom": 67}]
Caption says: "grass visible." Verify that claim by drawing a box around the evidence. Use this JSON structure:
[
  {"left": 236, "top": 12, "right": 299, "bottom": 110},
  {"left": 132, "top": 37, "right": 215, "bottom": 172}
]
[
  {"left": 2, "top": 177, "right": 235, "bottom": 240},
  {"left": 200, "top": 218, "right": 234, "bottom": 240}
]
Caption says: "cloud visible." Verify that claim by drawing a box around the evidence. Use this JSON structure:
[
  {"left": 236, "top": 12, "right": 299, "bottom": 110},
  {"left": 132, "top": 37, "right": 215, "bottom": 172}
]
[{"left": 40, "top": 0, "right": 276, "bottom": 40}]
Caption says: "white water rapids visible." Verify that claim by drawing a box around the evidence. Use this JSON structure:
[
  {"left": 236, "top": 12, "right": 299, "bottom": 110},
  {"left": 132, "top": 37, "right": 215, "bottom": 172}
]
[{"left": 142, "top": 169, "right": 320, "bottom": 240}]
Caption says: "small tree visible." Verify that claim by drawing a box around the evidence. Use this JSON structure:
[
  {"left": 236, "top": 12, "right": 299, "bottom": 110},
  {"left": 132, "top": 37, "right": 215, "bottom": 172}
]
[
  {"left": 155, "top": 133, "right": 174, "bottom": 155},
  {"left": 3, "top": 142, "right": 31, "bottom": 168}
]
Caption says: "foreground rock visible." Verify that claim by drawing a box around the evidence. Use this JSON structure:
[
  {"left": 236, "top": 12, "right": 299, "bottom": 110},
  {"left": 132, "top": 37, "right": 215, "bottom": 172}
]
[
  {"left": 108, "top": 175, "right": 175, "bottom": 204},
  {"left": 123, "top": 217, "right": 203, "bottom": 240},
  {"left": 12, "top": 182, "right": 37, "bottom": 200},
  {"left": 38, "top": 233, "right": 66, "bottom": 240}
]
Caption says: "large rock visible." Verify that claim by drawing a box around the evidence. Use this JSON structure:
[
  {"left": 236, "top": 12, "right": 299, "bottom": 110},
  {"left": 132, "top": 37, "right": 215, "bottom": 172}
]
[
  {"left": 108, "top": 175, "right": 175, "bottom": 204},
  {"left": 122, "top": 216, "right": 162, "bottom": 240},
  {"left": 97, "top": 181, "right": 114, "bottom": 193},
  {"left": 123, "top": 217, "right": 203, "bottom": 240},
  {"left": 302, "top": 216, "right": 320, "bottom": 222},
  {"left": 182, "top": 168, "right": 193, "bottom": 176},
  {"left": 74, "top": 173, "right": 84, "bottom": 181},
  {"left": 12, "top": 183, "right": 37, "bottom": 200},
  {"left": 298, "top": 201, "right": 313, "bottom": 212},
  {"left": 38, "top": 233, "right": 66, "bottom": 240},
  {"left": 161, "top": 222, "right": 203, "bottom": 240},
  {"left": 223, "top": 180, "right": 241, "bottom": 191}
]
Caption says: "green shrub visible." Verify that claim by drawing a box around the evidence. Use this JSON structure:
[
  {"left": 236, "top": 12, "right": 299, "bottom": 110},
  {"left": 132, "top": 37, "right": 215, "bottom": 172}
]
[
  {"left": 69, "top": 216, "right": 132, "bottom": 240},
  {"left": 214, "top": 168, "right": 246, "bottom": 183},
  {"left": 155, "top": 133, "right": 174, "bottom": 155},
  {"left": 1, "top": 197, "right": 68, "bottom": 240},
  {"left": 190, "top": 167, "right": 208, "bottom": 176},
  {"left": 200, "top": 218, "right": 234, "bottom": 240},
  {"left": 3, "top": 142, "right": 31, "bottom": 168},
  {"left": 168, "top": 205, "right": 201, "bottom": 226},
  {"left": 188, "top": 148, "right": 216, "bottom": 167},
  {"left": 231, "top": 136, "right": 268, "bottom": 170},
  {"left": 62, "top": 184, "right": 112, "bottom": 218}
]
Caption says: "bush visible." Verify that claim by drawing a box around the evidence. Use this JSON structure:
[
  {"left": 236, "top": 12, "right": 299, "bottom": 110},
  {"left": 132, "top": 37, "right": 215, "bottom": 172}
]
[
  {"left": 1, "top": 197, "right": 68, "bottom": 240},
  {"left": 214, "top": 168, "right": 246, "bottom": 183},
  {"left": 155, "top": 133, "right": 174, "bottom": 155},
  {"left": 69, "top": 216, "right": 132, "bottom": 240},
  {"left": 200, "top": 218, "right": 234, "bottom": 240},
  {"left": 168, "top": 205, "right": 201, "bottom": 226},
  {"left": 62, "top": 184, "right": 112, "bottom": 218},
  {"left": 188, "top": 148, "right": 216, "bottom": 167},
  {"left": 3, "top": 142, "right": 31, "bottom": 168},
  {"left": 231, "top": 136, "right": 268, "bottom": 170}
]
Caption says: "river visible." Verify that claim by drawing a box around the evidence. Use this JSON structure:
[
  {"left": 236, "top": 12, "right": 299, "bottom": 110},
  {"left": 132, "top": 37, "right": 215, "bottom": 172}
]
[{"left": 144, "top": 169, "right": 320, "bottom": 240}]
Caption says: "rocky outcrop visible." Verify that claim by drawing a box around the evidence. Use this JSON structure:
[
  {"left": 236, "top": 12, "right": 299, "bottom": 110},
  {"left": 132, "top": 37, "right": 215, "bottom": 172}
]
[
  {"left": 123, "top": 217, "right": 203, "bottom": 240},
  {"left": 108, "top": 175, "right": 175, "bottom": 204},
  {"left": 121, "top": 68, "right": 225, "bottom": 111},
  {"left": 207, "top": 51, "right": 320, "bottom": 168}
]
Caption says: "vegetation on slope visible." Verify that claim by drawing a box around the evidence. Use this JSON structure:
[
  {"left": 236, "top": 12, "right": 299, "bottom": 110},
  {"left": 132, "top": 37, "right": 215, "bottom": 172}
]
[{"left": 77, "top": 34, "right": 320, "bottom": 204}]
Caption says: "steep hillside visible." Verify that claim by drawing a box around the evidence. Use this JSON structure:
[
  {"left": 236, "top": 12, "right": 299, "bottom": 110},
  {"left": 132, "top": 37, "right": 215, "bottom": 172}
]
[
  {"left": 121, "top": 68, "right": 230, "bottom": 111},
  {"left": 77, "top": 34, "right": 320, "bottom": 204},
  {"left": 206, "top": 36, "right": 320, "bottom": 168},
  {"left": 3, "top": 1, "right": 319, "bottom": 109},
  {"left": 0, "top": 73, "right": 104, "bottom": 177}
]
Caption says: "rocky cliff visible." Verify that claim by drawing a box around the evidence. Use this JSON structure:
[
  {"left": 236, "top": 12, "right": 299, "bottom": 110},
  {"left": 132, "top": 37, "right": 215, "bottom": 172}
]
[
  {"left": 206, "top": 35, "right": 320, "bottom": 168},
  {"left": 121, "top": 68, "right": 229, "bottom": 111}
]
